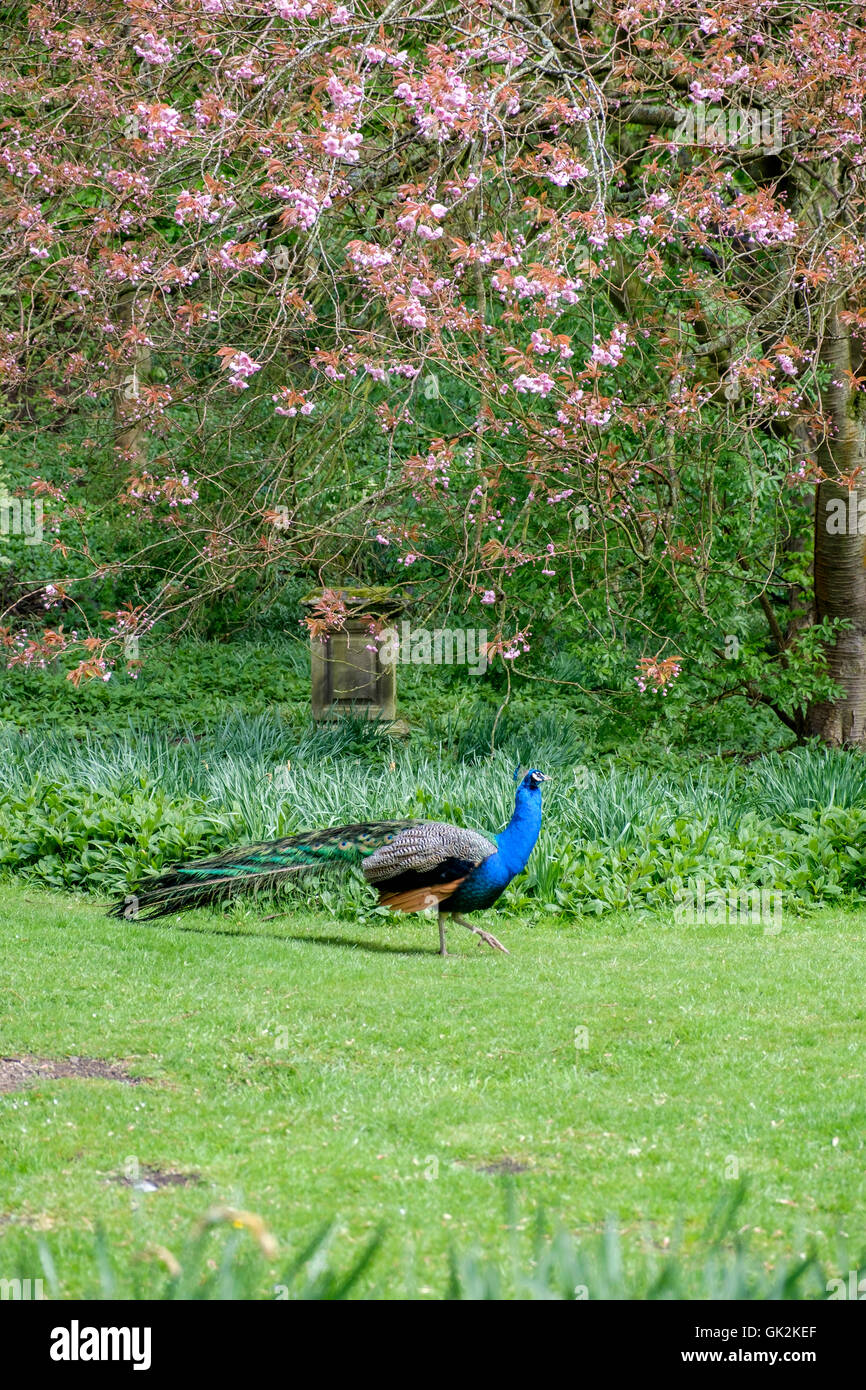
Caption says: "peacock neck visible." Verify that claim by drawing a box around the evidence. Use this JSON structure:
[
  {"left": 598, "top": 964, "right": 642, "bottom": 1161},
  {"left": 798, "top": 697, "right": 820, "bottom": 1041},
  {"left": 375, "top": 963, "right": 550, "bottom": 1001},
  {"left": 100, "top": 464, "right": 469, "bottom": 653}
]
[{"left": 495, "top": 787, "right": 542, "bottom": 876}]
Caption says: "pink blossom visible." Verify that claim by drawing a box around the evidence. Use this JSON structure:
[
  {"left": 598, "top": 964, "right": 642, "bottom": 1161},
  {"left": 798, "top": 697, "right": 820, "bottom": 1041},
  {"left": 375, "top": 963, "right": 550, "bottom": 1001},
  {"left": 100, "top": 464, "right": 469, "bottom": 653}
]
[
  {"left": 272, "top": 386, "right": 315, "bottom": 416},
  {"left": 346, "top": 240, "right": 393, "bottom": 271},
  {"left": 133, "top": 32, "right": 173, "bottom": 65},
  {"left": 134, "top": 103, "right": 188, "bottom": 153},
  {"left": 326, "top": 74, "right": 363, "bottom": 109},
  {"left": 590, "top": 325, "right": 628, "bottom": 368},
  {"left": 545, "top": 153, "right": 589, "bottom": 187},
  {"left": 512, "top": 373, "right": 555, "bottom": 396},
  {"left": 690, "top": 81, "right": 724, "bottom": 102},
  {"left": 175, "top": 189, "right": 234, "bottom": 226},
  {"left": 399, "top": 298, "right": 427, "bottom": 330},
  {"left": 222, "top": 351, "right": 261, "bottom": 390},
  {"left": 322, "top": 128, "right": 363, "bottom": 163},
  {"left": 273, "top": 0, "right": 315, "bottom": 14},
  {"left": 216, "top": 240, "right": 268, "bottom": 270}
]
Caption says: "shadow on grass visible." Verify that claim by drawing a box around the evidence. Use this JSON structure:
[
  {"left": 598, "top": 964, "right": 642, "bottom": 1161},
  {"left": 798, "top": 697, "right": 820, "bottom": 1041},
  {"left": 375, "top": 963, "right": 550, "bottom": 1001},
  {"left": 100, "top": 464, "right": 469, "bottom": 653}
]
[{"left": 117, "top": 916, "right": 441, "bottom": 956}]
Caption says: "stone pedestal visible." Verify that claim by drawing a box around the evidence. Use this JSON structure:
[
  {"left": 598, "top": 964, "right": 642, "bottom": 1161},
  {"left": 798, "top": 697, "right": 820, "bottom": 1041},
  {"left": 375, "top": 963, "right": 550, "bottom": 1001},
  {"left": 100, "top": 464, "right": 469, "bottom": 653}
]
[{"left": 302, "top": 588, "right": 403, "bottom": 722}]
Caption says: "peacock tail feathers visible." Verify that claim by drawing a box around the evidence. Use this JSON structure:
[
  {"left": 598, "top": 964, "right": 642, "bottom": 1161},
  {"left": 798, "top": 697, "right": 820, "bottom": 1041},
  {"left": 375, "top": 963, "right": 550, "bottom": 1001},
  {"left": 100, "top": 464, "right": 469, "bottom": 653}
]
[{"left": 110, "top": 820, "right": 415, "bottom": 920}]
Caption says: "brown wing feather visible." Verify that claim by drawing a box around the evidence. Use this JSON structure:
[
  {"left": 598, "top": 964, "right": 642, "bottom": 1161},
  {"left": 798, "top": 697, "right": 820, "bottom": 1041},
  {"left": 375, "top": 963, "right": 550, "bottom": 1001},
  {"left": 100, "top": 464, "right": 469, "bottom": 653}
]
[{"left": 376, "top": 878, "right": 466, "bottom": 912}]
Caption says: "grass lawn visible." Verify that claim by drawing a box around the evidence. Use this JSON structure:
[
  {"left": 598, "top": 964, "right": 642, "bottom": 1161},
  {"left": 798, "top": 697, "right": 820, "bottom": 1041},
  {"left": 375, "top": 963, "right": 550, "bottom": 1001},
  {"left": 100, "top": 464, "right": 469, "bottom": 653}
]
[{"left": 0, "top": 883, "right": 864, "bottom": 1297}]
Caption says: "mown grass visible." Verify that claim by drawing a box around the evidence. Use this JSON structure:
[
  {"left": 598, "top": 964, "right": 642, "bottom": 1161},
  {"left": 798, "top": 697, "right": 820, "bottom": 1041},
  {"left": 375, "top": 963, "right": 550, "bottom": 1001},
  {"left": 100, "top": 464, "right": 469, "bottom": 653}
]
[{"left": 1, "top": 884, "right": 864, "bottom": 1298}]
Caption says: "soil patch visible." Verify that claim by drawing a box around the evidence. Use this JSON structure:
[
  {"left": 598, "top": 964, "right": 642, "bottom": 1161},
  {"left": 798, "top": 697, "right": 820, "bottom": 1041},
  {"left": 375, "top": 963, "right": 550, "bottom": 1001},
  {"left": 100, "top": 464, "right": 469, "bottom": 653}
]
[
  {"left": 114, "top": 1167, "right": 199, "bottom": 1190},
  {"left": 0, "top": 1056, "right": 141, "bottom": 1092}
]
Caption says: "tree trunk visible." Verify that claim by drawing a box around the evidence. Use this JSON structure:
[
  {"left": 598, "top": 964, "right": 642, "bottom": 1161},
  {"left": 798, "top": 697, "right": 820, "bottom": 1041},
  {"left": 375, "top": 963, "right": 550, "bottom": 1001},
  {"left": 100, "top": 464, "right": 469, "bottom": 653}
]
[{"left": 806, "top": 308, "right": 866, "bottom": 746}]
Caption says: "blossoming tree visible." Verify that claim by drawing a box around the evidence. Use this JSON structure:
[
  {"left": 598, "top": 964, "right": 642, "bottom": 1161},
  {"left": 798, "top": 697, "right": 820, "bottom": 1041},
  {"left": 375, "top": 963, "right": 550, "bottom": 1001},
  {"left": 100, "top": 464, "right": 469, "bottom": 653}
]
[{"left": 2, "top": 0, "right": 866, "bottom": 741}]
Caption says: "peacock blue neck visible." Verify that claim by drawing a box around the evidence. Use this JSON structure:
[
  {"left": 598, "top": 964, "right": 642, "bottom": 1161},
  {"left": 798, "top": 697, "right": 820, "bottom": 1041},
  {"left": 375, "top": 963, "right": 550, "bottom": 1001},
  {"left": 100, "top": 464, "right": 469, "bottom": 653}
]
[{"left": 495, "top": 783, "right": 543, "bottom": 877}]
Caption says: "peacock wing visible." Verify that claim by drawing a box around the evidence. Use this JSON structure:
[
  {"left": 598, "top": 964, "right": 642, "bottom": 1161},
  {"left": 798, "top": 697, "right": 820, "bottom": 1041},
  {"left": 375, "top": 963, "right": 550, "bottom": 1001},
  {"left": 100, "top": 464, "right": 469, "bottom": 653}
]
[
  {"left": 362, "top": 822, "right": 496, "bottom": 910},
  {"left": 362, "top": 822, "right": 495, "bottom": 881}
]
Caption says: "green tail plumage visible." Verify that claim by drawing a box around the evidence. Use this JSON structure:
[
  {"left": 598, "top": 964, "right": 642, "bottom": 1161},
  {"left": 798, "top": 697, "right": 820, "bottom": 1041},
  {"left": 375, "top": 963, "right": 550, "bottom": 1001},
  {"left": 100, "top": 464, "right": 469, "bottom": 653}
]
[{"left": 109, "top": 821, "right": 414, "bottom": 921}]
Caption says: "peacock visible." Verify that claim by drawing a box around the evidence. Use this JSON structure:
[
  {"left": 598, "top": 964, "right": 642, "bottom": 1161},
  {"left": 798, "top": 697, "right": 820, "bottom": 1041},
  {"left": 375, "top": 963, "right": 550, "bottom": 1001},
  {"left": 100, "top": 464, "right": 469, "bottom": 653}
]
[{"left": 110, "top": 769, "right": 548, "bottom": 955}]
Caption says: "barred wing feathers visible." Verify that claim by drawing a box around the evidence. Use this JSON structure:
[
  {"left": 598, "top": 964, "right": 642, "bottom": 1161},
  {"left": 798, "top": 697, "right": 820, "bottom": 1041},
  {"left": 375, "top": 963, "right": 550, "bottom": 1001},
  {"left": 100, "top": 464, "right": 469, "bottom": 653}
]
[{"left": 363, "top": 822, "right": 496, "bottom": 911}]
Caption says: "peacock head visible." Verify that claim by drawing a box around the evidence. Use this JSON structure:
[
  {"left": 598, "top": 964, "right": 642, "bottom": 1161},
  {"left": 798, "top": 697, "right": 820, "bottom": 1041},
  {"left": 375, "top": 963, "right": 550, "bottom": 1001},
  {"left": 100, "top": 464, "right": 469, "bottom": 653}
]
[
  {"left": 501, "top": 768, "right": 548, "bottom": 851},
  {"left": 518, "top": 768, "right": 548, "bottom": 793}
]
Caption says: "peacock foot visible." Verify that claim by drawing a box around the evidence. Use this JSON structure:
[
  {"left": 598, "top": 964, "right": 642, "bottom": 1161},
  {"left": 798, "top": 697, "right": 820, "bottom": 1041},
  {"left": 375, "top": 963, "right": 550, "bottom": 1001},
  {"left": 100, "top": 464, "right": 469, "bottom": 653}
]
[
  {"left": 476, "top": 929, "right": 510, "bottom": 954},
  {"left": 447, "top": 913, "right": 510, "bottom": 955}
]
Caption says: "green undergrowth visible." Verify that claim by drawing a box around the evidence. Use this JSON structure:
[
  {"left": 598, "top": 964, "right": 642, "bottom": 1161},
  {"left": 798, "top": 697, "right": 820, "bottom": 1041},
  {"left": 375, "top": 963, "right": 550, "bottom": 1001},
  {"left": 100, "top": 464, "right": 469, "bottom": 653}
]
[{"left": 0, "top": 715, "right": 864, "bottom": 917}]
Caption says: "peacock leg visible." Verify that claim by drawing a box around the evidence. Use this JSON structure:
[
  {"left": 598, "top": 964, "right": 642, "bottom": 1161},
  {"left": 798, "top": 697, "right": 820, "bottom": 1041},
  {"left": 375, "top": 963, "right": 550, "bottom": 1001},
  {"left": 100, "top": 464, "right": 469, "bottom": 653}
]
[
  {"left": 438, "top": 911, "right": 450, "bottom": 956},
  {"left": 452, "top": 913, "right": 510, "bottom": 955}
]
